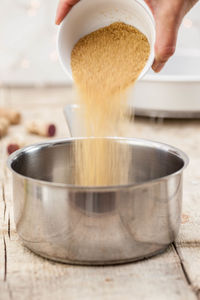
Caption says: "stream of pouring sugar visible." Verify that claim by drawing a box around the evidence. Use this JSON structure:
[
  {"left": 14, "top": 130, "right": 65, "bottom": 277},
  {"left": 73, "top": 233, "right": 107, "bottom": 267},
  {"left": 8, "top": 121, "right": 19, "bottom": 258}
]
[{"left": 71, "top": 22, "right": 150, "bottom": 186}]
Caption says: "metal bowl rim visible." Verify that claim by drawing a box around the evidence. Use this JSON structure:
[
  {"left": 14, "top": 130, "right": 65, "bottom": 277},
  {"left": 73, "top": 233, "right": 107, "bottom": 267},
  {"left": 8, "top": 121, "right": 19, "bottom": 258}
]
[{"left": 7, "top": 137, "right": 189, "bottom": 191}]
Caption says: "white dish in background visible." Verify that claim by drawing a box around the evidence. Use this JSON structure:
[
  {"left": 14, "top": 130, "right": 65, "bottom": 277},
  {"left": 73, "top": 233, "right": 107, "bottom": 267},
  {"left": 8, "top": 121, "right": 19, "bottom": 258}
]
[
  {"left": 132, "top": 53, "right": 200, "bottom": 118},
  {"left": 57, "top": 0, "right": 155, "bottom": 80},
  {"left": 65, "top": 51, "right": 200, "bottom": 121}
]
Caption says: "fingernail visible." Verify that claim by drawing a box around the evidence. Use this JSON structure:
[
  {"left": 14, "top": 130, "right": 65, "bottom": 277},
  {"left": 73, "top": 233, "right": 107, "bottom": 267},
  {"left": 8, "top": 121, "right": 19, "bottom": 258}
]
[
  {"left": 55, "top": 18, "right": 60, "bottom": 25},
  {"left": 55, "top": 13, "right": 61, "bottom": 25},
  {"left": 152, "top": 62, "right": 165, "bottom": 73}
]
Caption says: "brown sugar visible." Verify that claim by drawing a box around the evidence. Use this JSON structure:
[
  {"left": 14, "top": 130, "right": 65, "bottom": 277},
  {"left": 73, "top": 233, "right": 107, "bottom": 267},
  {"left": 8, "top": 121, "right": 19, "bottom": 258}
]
[{"left": 71, "top": 22, "right": 150, "bottom": 186}]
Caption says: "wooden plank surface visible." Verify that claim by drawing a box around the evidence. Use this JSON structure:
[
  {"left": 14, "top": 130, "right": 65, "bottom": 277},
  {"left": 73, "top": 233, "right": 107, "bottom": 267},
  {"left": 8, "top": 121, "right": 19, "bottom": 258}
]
[{"left": 0, "top": 87, "right": 200, "bottom": 299}]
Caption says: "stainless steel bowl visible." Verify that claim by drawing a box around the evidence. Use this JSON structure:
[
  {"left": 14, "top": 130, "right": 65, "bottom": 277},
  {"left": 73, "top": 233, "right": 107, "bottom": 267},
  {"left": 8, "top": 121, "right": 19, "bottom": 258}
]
[{"left": 8, "top": 137, "right": 188, "bottom": 265}]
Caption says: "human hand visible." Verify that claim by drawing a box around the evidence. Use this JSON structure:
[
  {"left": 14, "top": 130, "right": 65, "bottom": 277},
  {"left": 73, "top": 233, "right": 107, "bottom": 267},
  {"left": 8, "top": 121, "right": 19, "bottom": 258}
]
[
  {"left": 55, "top": 0, "right": 80, "bottom": 25},
  {"left": 55, "top": 0, "right": 199, "bottom": 72},
  {"left": 144, "top": 0, "right": 198, "bottom": 72}
]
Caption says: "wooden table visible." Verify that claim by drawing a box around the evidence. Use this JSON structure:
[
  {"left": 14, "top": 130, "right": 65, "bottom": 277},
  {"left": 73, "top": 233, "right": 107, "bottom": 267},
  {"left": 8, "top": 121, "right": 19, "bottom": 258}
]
[{"left": 0, "top": 87, "right": 200, "bottom": 300}]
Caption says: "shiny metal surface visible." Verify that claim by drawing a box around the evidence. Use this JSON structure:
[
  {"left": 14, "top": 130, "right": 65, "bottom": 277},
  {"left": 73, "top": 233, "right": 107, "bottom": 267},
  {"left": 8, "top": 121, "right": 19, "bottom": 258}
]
[{"left": 8, "top": 137, "right": 188, "bottom": 265}]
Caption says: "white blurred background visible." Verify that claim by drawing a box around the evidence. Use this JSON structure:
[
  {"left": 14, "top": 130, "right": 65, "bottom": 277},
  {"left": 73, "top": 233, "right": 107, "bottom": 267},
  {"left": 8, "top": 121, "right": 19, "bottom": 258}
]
[{"left": 0, "top": 0, "right": 200, "bottom": 86}]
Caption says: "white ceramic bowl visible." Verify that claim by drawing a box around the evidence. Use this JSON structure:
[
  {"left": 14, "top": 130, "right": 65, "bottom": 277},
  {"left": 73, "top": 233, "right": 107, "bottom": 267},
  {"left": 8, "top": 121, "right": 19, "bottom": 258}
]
[
  {"left": 132, "top": 53, "right": 200, "bottom": 118},
  {"left": 57, "top": 0, "right": 155, "bottom": 80}
]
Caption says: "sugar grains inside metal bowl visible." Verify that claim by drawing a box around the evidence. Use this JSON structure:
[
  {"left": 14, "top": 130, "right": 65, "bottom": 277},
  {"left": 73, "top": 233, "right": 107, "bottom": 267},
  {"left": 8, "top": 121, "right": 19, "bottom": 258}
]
[{"left": 8, "top": 137, "right": 188, "bottom": 265}]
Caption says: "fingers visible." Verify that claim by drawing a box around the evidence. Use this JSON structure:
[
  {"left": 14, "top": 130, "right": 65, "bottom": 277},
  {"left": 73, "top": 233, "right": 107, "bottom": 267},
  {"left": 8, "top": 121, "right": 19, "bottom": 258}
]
[
  {"left": 144, "top": 0, "right": 181, "bottom": 72},
  {"left": 152, "top": 4, "right": 182, "bottom": 72},
  {"left": 55, "top": 0, "right": 80, "bottom": 25},
  {"left": 152, "top": 27, "right": 177, "bottom": 72}
]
